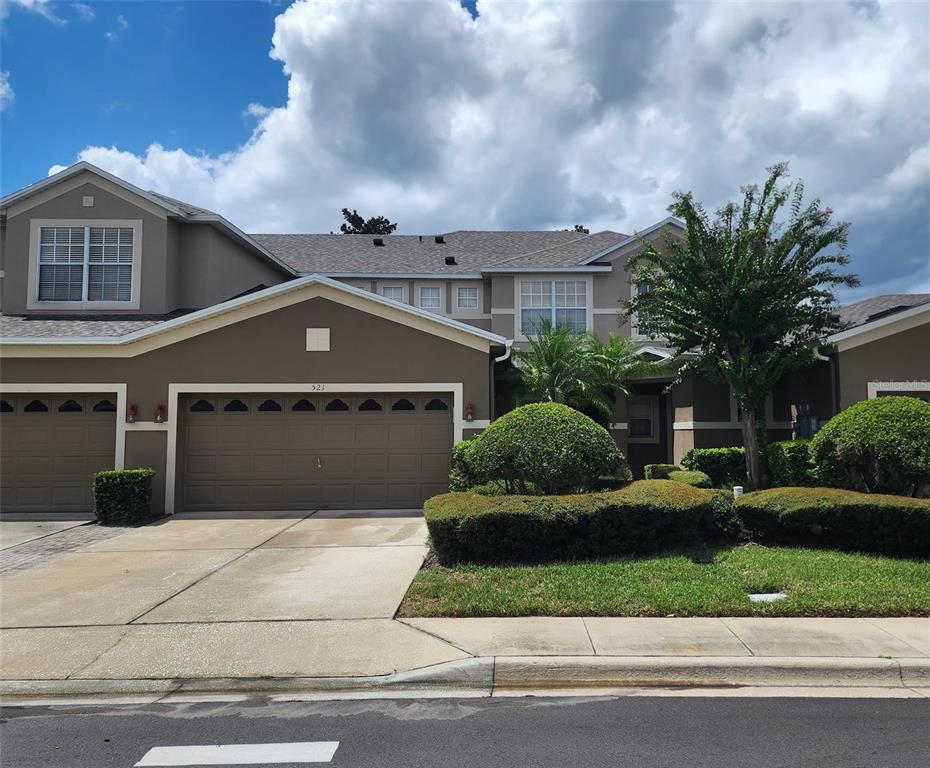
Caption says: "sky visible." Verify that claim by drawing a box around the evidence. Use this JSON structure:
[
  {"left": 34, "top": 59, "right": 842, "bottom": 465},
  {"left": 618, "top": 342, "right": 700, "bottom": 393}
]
[{"left": 1, "top": 0, "right": 928, "bottom": 301}]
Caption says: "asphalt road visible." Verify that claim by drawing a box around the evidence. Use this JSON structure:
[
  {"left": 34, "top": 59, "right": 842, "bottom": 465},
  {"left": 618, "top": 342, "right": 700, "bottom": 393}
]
[{"left": 2, "top": 694, "right": 929, "bottom": 767}]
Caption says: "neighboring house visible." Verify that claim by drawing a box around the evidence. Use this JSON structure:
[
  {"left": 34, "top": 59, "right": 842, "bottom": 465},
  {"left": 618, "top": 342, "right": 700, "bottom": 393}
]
[{"left": 1, "top": 163, "right": 927, "bottom": 512}]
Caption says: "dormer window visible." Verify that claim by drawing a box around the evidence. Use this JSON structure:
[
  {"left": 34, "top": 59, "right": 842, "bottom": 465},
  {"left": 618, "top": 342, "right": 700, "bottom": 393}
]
[{"left": 29, "top": 220, "right": 142, "bottom": 309}]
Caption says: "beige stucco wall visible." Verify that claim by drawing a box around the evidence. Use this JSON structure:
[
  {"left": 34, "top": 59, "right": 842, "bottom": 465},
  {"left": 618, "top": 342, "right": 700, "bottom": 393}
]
[
  {"left": 2, "top": 180, "right": 170, "bottom": 315},
  {"left": 836, "top": 322, "right": 930, "bottom": 409},
  {"left": 2, "top": 296, "right": 493, "bottom": 506}
]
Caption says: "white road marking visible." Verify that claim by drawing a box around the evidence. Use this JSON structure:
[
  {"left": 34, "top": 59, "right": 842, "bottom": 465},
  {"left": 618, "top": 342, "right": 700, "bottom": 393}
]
[{"left": 134, "top": 741, "right": 339, "bottom": 766}]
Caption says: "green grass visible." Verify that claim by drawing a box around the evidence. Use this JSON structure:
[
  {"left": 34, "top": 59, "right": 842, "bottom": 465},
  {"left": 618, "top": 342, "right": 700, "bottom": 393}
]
[{"left": 398, "top": 546, "right": 930, "bottom": 618}]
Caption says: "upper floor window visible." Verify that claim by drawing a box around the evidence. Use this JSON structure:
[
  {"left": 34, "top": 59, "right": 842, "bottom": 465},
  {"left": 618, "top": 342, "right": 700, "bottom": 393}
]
[
  {"left": 33, "top": 221, "right": 140, "bottom": 307},
  {"left": 418, "top": 286, "right": 441, "bottom": 309},
  {"left": 456, "top": 286, "right": 479, "bottom": 310},
  {"left": 519, "top": 280, "right": 586, "bottom": 335},
  {"left": 380, "top": 285, "right": 405, "bottom": 302}
]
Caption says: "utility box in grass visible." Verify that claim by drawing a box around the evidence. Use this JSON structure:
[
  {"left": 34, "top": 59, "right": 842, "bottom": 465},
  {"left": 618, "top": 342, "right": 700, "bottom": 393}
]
[{"left": 93, "top": 468, "right": 156, "bottom": 525}]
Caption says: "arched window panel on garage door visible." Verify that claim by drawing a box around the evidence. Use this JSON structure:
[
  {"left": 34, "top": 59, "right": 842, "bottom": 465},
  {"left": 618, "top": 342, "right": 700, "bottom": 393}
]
[
  {"left": 0, "top": 400, "right": 13, "bottom": 413},
  {"left": 391, "top": 398, "right": 416, "bottom": 411},
  {"left": 58, "top": 399, "right": 83, "bottom": 412},
  {"left": 358, "top": 398, "right": 383, "bottom": 412},
  {"left": 223, "top": 399, "right": 249, "bottom": 413},
  {"left": 257, "top": 399, "right": 283, "bottom": 413},
  {"left": 291, "top": 398, "right": 316, "bottom": 412},
  {"left": 325, "top": 398, "right": 350, "bottom": 412},
  {"left": 190, "top": 399, "right": 215, "bottom": 412},
  {"left": 23, "top": 399, "right": 49, "bottom": 413},
  {"left": 424, "top": 397, "right": 449, "bottom": 411},
  {"left": 93, "top": 399, "right": 117, "bottom": 412}
]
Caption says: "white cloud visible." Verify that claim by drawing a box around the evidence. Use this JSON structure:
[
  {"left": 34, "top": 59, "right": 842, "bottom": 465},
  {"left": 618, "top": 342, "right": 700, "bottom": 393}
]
[
  {"left": 105, "top": 13, "right": 127, "bottom": 42},
  {"left": 0, "top": 0, "right": 65, "bottom": 25},
  {"left": 72, "top": 3, "right": 94, "bottom": 21},
  {"left": 0, "top": 70, "right": 13, "bottom": 111},
  {"left": 55, "top": 0, "right": 930, "bottom": 292}
]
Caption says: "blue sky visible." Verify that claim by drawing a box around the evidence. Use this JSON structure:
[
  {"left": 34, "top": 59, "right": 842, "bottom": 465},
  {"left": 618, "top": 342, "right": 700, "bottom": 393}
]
[
  {"left": 1, "top": 1, "right": 287, "bottom": 191},
  {"left": 1, "top": 1, "right": 928, "bottom": 301}
]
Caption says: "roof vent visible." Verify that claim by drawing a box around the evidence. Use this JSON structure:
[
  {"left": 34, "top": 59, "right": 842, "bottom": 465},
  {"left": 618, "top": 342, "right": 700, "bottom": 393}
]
[
  {"left": 865, "top": 305, "right": 909, "bottom": 323},
  {"left": 444, "top": 255, "right": 457, "bottom": 266},
  {"left": 373, "top": 237, "right": 384, "bottom": 247},
  {"left": 435, "top": 235, "right": 445, "bottom": 244}
]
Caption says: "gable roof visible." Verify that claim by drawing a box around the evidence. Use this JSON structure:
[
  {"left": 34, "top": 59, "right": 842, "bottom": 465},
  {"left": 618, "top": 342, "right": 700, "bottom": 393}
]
[
  {"left": 0, "top": 162, "right": 298, "bottom": 278},
  {"left": 0, "top": 274, "right": 510, "bottom": 354}
]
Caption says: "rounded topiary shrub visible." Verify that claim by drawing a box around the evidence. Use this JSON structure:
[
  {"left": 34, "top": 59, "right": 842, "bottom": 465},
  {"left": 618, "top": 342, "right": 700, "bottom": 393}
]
[
  {"left": 467, "top": 402, "right": 626, "bottom": 494},
  {"left": 809, "top": 396, "right": 930, "bottom": 496}
]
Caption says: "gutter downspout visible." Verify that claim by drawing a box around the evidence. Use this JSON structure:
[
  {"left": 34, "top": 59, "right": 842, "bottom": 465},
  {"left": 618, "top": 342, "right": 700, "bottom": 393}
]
[{"left": 489, "top": 340, "right": 514, "bottom": 423}]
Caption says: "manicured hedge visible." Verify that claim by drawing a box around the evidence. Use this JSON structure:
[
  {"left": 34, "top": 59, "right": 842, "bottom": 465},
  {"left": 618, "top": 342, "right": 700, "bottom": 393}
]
[
  {"left": 448, "top": 439, "right": 478, "bottom": 492},
  {"left": 766, "top": 440, "right": 814, "bottom": 487},
  {"left": 668, "top": 469, "right": 712, "bottom": 488},
  {"left": 93, "top": 468, "right": 156, "bottom": 525},
  {"left": 466, "top": 403, "right": 626, "bottom": 494},
  {"left": 809, "top": 396, "right": 930, "bottom": 496},
  {"left": 644, "top": 463, "right": 679, "bottom": 480},
  {"left": 425, "top": 479, "right": 720, "bottom": 563},
  {"left": 681, "top": 446, "right": 747, "bottom": 488},
  {"left": 736, "top": 487, "right": 930, "bottom": 558}
]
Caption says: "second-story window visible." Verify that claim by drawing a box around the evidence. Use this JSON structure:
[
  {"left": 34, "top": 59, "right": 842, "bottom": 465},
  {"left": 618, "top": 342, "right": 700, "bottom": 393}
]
[
  {"left": 456, "top": 286, "right": 479, "bottom": 310},
  {"left": 37, "top": 225, "right": 135, "bottom": 303},
  {"left": 418, "top": 286, "right": 441, "bottom": 309},
  {"left": 519, "top": 279, "right": 587, "bottom": 335},
  {"left": 380, "top": 285, "right": 405, "bottom": 302}
]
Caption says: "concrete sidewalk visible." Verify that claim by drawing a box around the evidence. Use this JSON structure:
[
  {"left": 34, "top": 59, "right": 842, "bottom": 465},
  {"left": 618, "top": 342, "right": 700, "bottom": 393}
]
[{"left": 2, "top": 617, "right": 928, "bottom": 699}]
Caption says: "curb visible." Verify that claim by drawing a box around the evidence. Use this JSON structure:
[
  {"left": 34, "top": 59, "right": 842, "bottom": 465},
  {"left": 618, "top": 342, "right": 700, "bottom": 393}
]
[{"left": 2, "top": 657, "right": 927, "bottom": 701}]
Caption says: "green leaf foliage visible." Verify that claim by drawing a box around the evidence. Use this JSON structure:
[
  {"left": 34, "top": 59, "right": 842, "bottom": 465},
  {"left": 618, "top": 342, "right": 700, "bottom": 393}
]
[
  {"left": 466, "top": 402, "right": 626, "bottom": 494},
  {"left": 93, "top": 468, "right": 156, "bottom": 525},
  {"left": 668, "top": 469, "right": 713, "bottom": 488},
  {"left": 625, "top": 163, "right": 858, "bottom": 488},
  {"left": 425, "top": 480, "right": 724, "bottom": 563},
  {"left": 681, "top": 447, "right": 747, "bottom": 488},
  {"left": 736, "top": 486, "right": 930, "bottom": 558},
  {"left": 766, "top": 439, "right": 815, "bottom": 487},
  {"left": 514, "top": 322, "right": 660, "bottom": 425},
  {"left": 644, "top": 463, "right": 680, "bottom": 479},
  {"left": 809, "top": 396, "right": 930, "bottom": 495}
]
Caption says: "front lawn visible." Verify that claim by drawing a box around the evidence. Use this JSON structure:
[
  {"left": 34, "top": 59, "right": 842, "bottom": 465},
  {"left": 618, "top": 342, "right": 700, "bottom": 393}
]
[{"left": 398, "top": 546, "right": 930, "bottom": 618}]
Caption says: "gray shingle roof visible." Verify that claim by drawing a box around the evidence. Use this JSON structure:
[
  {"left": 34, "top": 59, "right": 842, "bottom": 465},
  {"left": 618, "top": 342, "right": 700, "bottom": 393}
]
[
  {"left": 251, "top": 230, "right": 627, "bottom": 274},
  {"left": 147, "top": 191, "right": 218, "bottom": 218},
  {"left": 0, "top": 313, "right": 188, "bottom": 339},
  {"left": 837, "top": 294, "right": 930, "bottom": 329}
]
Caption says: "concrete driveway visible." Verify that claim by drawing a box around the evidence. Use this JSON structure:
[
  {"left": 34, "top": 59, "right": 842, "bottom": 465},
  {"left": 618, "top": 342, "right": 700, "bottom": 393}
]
[
  {"left": 0, "top": 508, "right": 428, "bottom": 628},
  {"left": 0, "top": 508, "right": 470, "bottom": 681}
]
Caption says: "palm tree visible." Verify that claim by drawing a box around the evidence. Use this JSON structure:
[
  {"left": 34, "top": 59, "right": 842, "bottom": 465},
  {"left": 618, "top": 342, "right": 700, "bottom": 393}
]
[{"left": 515, "top": 322, "right": 660, "bottom": 424}]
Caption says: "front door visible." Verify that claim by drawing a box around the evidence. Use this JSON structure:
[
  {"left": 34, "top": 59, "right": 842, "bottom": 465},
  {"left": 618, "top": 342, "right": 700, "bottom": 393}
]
[{"left": 625, "top": 388, "right": 671, "bottom": 479}]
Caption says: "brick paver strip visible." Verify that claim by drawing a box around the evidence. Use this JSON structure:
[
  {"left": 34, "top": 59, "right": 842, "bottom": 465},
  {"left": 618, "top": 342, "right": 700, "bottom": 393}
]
[{"left": 0, "top": 523, "right": 133, "bottom": 577}]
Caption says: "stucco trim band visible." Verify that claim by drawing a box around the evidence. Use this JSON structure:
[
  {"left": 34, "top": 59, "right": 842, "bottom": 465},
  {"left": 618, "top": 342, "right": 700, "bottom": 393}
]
[{"left": 866, "top": 381, "right": 930, "bottom": 399}]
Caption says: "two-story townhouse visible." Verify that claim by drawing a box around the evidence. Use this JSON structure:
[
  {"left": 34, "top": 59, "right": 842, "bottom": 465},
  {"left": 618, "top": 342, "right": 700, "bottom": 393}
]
[{"left": 2, "top": 163, "right": 928, "bottom": 514}]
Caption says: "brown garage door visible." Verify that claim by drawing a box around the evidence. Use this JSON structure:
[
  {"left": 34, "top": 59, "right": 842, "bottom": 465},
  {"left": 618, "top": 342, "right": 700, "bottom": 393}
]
[
  {"left": 179, "top": 393, "right": 453, "bottom": 511},
  {"left": 0, "top": 393, "right": 118, "bottom": 513}
]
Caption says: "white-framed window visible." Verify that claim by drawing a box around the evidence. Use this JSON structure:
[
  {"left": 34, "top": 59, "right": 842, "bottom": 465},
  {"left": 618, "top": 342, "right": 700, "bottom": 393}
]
[
  {"left": 456, "top": 285, "right": 479, "bottom": 310},
  {"left": 37, "top": 225, "right": 135, "bottom": 303},
  {"left": 418, "top": 285, "right": 441, "bottom": 309},
  {"left": 380, "top": 285, "right": 405, "bottom": 302},
  {"left": 519, "top": 279, "right": 587, "bottom": 335},
  {"left": 628, "top": 396, "right": 660, "bottom": 444},
  {"left": 631, "top": 281, "right": 654, "bottom": 339}
]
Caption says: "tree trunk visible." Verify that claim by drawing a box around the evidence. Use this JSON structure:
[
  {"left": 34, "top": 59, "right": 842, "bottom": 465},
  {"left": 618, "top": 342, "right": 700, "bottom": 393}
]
[{"left": 741, "top": 411, "right": 763, "bottom": 490}]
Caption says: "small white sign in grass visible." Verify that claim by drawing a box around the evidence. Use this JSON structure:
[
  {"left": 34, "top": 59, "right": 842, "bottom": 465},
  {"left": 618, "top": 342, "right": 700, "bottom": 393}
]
[{"left": 748, "top": 592, "right": 787, "bottom": 603}]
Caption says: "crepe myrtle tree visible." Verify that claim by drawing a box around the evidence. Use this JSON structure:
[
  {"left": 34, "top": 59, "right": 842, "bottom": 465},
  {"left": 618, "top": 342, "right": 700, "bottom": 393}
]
[{"left": 625, "top": 163, "right": 858, "bottom": 489}]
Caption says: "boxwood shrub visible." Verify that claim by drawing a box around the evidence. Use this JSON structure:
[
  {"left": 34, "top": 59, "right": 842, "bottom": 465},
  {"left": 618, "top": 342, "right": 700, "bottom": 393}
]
[
  {"left": 809, "top": 396, "right": 930, "bottom": 496},
  {"left": 736, "top": 486, "right": 930, "bottom": 558},
  {"left": 425, "top": 479, "right": 722, "bottom": 563},
  {"left": 448, "top": 439, "right": 479, "bottom": 492},
  {"left": 766, "top": 439, "right": 814, "bottom": 487},
  {"left": 644, "top": 463, "right": 679, "bottom": 480},
  {"left": 93, "top": 468, "right": 156, "bottom": 525},
  {"left": 667, "top": 469, "right": 712, "bottom": 488},
  {"left": 466, "top": 402, "right": 626, "bottom": 494},
  {"left": 681, "top": 446, "right": 746, "bottom": 488}
]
